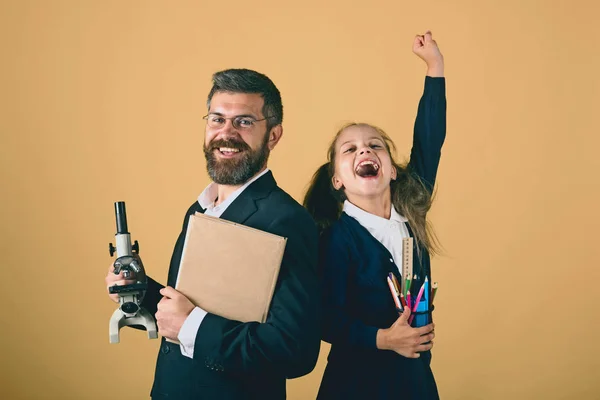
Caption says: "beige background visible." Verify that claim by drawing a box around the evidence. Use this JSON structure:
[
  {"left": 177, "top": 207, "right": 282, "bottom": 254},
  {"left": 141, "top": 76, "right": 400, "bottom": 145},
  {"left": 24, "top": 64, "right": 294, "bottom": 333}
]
[{"left": 1, "top": 0, "right": 599, "bottom": 399}]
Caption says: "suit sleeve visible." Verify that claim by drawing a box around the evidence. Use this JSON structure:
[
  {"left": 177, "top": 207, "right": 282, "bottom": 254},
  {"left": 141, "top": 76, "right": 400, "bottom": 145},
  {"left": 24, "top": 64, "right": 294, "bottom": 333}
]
[
  {"left": 320, "top": 228, "right": 379, "bottom": 349},
  {"left": 192, "top": 210, "right": 321, "bottom": 379},
  {"left": 408, "top": 76, "right": 447, "bottom": 192}
]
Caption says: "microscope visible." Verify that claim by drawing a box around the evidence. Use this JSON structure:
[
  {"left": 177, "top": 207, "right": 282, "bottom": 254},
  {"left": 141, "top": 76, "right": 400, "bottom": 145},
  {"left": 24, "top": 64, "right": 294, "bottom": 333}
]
[{"left": 108, "top": 201, "right": 158, "bottom": 344}]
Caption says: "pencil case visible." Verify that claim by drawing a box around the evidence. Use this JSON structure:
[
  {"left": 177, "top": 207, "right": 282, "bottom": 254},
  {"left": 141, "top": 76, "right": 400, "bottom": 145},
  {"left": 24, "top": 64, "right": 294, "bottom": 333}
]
[{"left": 410, "top": 305, "right": 434, "bottom": 328}]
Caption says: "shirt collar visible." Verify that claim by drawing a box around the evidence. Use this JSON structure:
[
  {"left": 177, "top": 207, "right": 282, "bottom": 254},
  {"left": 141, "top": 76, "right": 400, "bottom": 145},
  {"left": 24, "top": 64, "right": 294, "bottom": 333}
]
[
  {"left": 343, "top": 200, "right": 408, "bottom": 230},
  {"left": 198, "top": 168, "right": 270, "bottom": 211}
]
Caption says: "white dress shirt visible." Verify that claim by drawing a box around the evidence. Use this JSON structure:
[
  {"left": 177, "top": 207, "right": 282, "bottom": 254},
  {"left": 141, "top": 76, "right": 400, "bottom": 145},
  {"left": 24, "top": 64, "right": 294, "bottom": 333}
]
[
  {"left": 342, "top": 200, "right": 410, "bottom": 274},
  {"left": 177, "top": 168, "right": 270, "bottom": 358}
]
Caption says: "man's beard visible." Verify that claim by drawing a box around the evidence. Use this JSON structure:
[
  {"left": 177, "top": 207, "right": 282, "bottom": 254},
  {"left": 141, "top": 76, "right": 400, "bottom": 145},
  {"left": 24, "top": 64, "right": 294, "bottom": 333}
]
[{"left": 203, "top": 132, "right": 270, "bottom": 185}]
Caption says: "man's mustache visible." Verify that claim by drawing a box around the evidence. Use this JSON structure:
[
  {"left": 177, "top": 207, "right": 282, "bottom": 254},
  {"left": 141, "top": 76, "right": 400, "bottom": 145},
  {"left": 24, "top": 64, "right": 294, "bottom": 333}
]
[{"left": 206, "top": 138, "right": 251, "bottom": 152}]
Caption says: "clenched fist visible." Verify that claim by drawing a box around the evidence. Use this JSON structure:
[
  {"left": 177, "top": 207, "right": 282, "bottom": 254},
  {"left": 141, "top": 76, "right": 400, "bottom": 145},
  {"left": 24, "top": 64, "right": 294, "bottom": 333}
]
[{"left": 413, "top": 31, "right": 444, "bottom": 77}]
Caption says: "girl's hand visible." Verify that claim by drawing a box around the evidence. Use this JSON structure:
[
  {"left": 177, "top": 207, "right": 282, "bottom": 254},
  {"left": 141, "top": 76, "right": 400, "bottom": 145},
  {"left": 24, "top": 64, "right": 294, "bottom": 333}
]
[
  {"left": 376, "top": 307, "right": 435, "bottom": 358},
  {"left": 413, "top": 31, "right": 444, "bottom": 77}
]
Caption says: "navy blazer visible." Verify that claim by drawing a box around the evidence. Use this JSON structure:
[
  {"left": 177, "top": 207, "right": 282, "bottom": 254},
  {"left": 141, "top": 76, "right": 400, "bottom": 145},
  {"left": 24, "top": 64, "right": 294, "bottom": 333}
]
[
  {"left": 141, "top": 172, "right": 321, "bottom": 400},
  {"left": 317, "top": 77, "right": 446, "bottom": 400}
]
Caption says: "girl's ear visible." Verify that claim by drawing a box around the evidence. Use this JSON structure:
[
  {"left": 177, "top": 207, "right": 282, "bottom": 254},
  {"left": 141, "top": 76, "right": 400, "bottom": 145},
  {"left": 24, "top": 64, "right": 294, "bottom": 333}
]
[
  {"left": 332, "top": 175, "right": 344, "bottom": 190},
  {"left": 391, "top": 165, "right": 398, "bottom": 181}
]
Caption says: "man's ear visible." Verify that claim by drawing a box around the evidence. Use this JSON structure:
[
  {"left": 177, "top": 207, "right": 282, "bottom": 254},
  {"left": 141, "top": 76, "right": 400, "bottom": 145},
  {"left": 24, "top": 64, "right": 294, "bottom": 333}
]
[{"left": 267, "top": 125, "right": 283, "bottom": 150}]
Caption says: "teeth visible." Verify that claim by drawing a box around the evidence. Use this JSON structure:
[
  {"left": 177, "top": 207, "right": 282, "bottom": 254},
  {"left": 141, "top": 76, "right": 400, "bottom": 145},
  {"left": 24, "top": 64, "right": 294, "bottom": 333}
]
[
  {"left": 356, "top": 160, "right": 379, "bottom": 169},
  {"left": 219, "top": 148, "right": 240, "bottom": 153}
]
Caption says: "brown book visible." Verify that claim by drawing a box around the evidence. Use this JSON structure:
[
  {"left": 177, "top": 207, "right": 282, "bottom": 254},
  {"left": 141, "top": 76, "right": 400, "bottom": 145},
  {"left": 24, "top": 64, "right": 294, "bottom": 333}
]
[{"left": 175, "top": 212, "right": 287, "bottom": 324}]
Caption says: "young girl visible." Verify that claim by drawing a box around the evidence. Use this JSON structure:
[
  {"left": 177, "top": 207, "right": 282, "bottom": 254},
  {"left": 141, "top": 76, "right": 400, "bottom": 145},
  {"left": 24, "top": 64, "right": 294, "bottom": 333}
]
[{"left": 304, "top": 32, "right": 445, "bottom": 399}]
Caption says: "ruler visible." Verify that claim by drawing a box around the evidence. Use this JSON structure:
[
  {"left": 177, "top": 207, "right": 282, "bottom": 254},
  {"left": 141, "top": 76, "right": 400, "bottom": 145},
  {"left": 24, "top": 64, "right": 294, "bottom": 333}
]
[{"left": 402, "top": 237, "right": 413, "bottom": 295}]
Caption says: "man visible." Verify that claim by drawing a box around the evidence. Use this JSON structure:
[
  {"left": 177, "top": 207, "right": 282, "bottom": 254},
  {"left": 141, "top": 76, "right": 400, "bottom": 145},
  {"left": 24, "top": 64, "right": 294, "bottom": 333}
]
[{"left": 105, "top": 69, "right": 321, "bottom": 399}]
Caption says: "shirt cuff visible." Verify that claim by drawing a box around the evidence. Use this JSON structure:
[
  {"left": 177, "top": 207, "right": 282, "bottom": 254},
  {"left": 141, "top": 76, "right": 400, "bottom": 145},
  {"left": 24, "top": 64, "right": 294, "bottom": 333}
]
[{"left": 177, "top": 306, "right": 208, "bottom": 359}]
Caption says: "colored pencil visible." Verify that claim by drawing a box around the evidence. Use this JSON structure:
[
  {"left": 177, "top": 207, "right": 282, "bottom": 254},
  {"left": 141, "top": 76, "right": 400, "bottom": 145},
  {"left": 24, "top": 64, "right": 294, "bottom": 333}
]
[
  {"left": 431, "top": 281, "right": 438, "bottom": 304},
  {"left": 389, "top": 273, "right": 400, "bottom": 294},
  {"left": 412, "top": 277, "right": 427, "bottom": 312},
  {"left": 424, "top": 276, "right": 430, "bottom": 310},
  {"left": 409, "top": 274, "right": 418, "bottom": 295},
  {"left": 404, "top": 274, "right": 412, "bottom": 297},
  {"left": 391, "top": 274, "right": 403, "bottom": 311},
  {"left": 387, "top": 276, "right": 402, "bottom": 311},
  {"left": 399, "top": 292, "right": 407, "bottom": 309}
]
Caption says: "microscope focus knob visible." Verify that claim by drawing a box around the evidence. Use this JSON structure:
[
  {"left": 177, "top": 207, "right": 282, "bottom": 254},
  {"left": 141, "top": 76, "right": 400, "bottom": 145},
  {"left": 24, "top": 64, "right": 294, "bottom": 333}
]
[
  {"left": 109, "top": 243, "right": 116, "bottom": 257},
  {"left": 132, "top": 240, "right": 140, "bottom": 253}
]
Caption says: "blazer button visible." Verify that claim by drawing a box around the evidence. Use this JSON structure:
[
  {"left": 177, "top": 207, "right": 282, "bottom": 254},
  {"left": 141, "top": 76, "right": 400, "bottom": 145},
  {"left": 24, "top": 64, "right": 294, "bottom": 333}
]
[{"left": 161, "top": 345, "right": 170, "bottom": 354}]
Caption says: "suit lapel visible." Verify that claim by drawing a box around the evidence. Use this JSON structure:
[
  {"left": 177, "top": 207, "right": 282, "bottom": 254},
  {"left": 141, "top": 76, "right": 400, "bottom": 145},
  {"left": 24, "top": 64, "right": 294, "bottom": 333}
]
[{"left": 219, "top": 171, "right": 277, "bottom": 225}]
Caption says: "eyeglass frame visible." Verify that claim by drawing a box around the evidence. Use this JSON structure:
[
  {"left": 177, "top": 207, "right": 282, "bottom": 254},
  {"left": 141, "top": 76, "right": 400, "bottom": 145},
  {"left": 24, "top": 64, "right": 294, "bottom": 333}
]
[{"left": 202, "top": 113, "right": 277, "bottom": 130}]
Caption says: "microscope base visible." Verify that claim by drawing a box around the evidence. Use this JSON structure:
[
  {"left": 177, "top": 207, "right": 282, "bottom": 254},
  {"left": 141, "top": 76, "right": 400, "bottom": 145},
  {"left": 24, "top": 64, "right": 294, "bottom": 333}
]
[{"left": 109, "top": 307, "right": 158, "bottom": 344}]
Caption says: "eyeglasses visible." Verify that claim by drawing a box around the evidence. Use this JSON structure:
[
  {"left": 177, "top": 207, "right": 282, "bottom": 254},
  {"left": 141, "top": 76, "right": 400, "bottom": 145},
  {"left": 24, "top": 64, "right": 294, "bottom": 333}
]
[{"left": 202, "top": 114, "right": 275, "bottom": 130}]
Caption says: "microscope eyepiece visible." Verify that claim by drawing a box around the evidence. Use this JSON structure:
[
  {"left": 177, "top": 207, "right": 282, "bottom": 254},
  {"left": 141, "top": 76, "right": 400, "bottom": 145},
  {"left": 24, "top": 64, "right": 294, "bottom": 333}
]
[{"left": 114, "top": 201, "right": 129, "bottom": 234}]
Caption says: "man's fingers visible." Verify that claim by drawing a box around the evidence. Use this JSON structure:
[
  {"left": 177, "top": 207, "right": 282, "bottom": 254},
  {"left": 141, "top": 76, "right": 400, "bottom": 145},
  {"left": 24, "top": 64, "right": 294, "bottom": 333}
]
[
  {"left": 109, "top": 279, "right": 135, "bottom": 287},
  {"left": 106, "top": 270, "right": 125, "bottom": 283},
  {"left": 159, "top": 286, "right": 180, "bottom": 299},
  {"left": 108, "top": 271, "right": 123, "bottom": 281},
  {"left": 157, "top": 297, "right": 170, "bottom": 311}
]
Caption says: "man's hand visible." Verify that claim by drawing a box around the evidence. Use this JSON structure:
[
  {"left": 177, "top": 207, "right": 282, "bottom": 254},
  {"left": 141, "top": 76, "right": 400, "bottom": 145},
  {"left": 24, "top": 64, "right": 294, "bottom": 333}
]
[
  {"left": 156, "top": 286, "right": 196, "bottom": 341},
  {"left": 105, "top": 263, "right": 136, "bottom": 303},
  {"left": 413, "top": 30, "right": 444, "bottom": 77}
]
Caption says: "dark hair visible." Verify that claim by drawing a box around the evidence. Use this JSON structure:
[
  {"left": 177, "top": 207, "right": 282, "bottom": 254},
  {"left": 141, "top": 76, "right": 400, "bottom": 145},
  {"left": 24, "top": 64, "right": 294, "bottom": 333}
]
[
  {"left": 303, "top": 123, "right": 439, "bottom": 255},
  {"left": 207, "top": 68, "right": 283, "bottom": 131}
]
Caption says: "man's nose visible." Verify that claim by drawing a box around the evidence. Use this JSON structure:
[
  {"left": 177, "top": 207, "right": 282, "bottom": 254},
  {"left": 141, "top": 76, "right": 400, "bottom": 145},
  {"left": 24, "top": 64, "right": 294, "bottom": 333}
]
[
  {"left": 221, "top": 119, "right": 238, "bottom": 134},
  {"left": 211, "top": 130, "right": 244, "bottom": 145}
]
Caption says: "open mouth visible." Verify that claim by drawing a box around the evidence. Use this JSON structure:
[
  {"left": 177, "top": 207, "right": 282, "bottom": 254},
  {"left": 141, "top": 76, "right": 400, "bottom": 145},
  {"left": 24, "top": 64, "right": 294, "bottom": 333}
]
[
  {"left": 355, "top": 159, "right": 380, "bottom": 178},
  {"left": 218, "top": 147, "right": 242, "bottom": 156}
]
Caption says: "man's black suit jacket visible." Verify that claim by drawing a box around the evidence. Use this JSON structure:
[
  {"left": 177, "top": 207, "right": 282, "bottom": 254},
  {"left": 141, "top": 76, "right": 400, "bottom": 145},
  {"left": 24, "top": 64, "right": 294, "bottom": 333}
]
[{"left": 141, "top": 171, "right": 321, "bottom": 399}]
